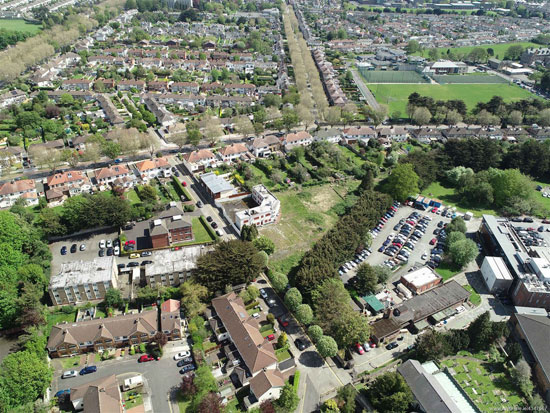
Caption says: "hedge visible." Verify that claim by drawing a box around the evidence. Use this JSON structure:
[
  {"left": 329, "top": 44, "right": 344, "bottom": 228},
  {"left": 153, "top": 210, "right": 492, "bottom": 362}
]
[
  {"left": 199, "top": 215, "right": 219, "bottom": 241},
  {"left": 292, "top": 371, "right": 300, "bottom": 393},
  {"left": 171, "top": 175, "right": 192, "bottom": 202},
  {"left": 245, "top": 300, "right": 260, "bottom": 310}
]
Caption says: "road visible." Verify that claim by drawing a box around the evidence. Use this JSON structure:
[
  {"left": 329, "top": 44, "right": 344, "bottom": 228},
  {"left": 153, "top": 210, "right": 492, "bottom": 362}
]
[
  {"left": 51, "top": 339, "right": 192, "bottom": 413},
  {"left": 350, "top": 68, "right": 381, "bottom": 111}
]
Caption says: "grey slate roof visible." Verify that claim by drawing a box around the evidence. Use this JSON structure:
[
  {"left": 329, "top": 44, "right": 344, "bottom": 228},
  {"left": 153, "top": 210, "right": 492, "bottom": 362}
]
[{"left": 515, "top": 314, "right": 550, "bottom": 385}]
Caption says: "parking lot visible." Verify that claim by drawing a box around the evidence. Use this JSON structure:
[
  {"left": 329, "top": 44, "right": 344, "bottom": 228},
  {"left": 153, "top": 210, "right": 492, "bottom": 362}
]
[{"left": 50, "top": 230, "right": 120, "bottom": 274}]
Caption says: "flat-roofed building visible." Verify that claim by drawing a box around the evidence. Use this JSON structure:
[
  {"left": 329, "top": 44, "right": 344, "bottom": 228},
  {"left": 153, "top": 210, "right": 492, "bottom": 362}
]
[
  {"left": 142, "top": 246, "right": 206, "bottom": 287},
  {"left": 200, "top": 172, "right": 235, "bottom": 199},
  {"left": 400, "top": 267, "right": 442, "bottom": 294},
  {"left": 235, "top": 185, "right": 280, "bottom": 232},
  {"left": 480, "top": 256, "right": 513, "bottom": 294}
]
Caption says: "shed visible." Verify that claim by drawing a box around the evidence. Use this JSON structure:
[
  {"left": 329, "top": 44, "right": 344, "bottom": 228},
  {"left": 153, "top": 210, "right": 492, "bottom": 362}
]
[{"left": 363, "top": 295, "right": 384, "bottom": 313}]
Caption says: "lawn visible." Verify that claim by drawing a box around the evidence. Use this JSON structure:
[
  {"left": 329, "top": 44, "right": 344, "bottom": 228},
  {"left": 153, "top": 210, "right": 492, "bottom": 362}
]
[
  {"left": 260, "top": 182, "right": 353, "bottom": 269},
  {"left": 367, "top": 83, "right": 536, "bottom": 116},
  {"left": 46, "top": 310, "right": 76, "bottom": 332},
  {"left": 463, "top": 284, "right": 481, "bottom": 306},
  {"left": 421, "top": 181, "right": 497, "bottom": 217},
  {"left": 435, "top": 261, "right": 461, "bottom": 281},
  {"left": 432, "top": 74, "right": 507, "bottom": 84},
  {"left": 413, "top": 41, "right": 540, "bottom": 60},
  {"left": 358, "top": 69, "right": 429, "bottom": 83},
  {"left": 61, "top": 355, "right": 82, "bottom": 370},
  {"left": 123, "top": 392, "right": 143, "bottom": 410},
  {"left": 177, "top": 392, "right": 190, "bottom": 413},
  {"left": 0, "top": 19, "right": 42, "bottom": 34},
  {"left": 126, "top": 189, "right": 141, "bottom": 205},
  {"left": 261, "top": 328, "right": 275, "bottom": 337},
  {"left": 191, "top": 217, "right": 216, "bottom": 244},
  {"left": 276, "top": 348, "right": 291, "bottom": 362},
  {"left": 441, "top": 354, "right": 523, "bottom": 410}
]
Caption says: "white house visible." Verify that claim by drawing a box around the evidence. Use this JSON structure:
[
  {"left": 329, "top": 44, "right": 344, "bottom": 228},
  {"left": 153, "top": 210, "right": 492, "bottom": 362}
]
[
  {"left": 235, "top": 185, "right": 280, "bottom": 232},
  {"left": 134, "top": 157, "right": 171, "bottom": 181},
  {"left": 342, "top": 126, "right": 376, "bottom": 144},
  {"left": 248, "top": 135, "right": 280, "bottom": 157},
  {"left": 182, "top": 149, "right": 218, "bottom": 172},
  {"left": 314, "top": 127, "right": 342, "bottom": 143},
  {"left": 281, "top": 131, "right": 313, "bottom": 152},
  {"left": 0, "top": 179, "right": 38, "bottom": 208},
  {"left": 94, "top": 165, "right": 135, "bottom": 189},
  {"left": 217, "top": 143, "right": 251, "bottom": 163}
]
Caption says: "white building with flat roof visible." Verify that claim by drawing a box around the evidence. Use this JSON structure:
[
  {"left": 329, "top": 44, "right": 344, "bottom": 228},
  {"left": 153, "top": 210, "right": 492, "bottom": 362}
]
[
  {"left": 481, "top": 256, "right": 514, "bottom": 294},
  {"left": 235, "top": 185, "right": 280, "bottom": 232},
  {"left": 400, "top": 266, "right": 442, "bottom": 294}
]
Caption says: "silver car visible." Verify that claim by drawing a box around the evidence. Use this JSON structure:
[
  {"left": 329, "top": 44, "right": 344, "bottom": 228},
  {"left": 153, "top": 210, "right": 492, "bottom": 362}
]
[{"left": 62, "top": 370, "right": 78, "bottom": 379}]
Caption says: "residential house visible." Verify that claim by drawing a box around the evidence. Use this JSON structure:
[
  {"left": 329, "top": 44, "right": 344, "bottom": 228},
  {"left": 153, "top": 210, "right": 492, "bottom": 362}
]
[
  {"left": 0, "top": 179, "right": 38, "bottom": 208},
  {"left": 47, "top": 300, "right": 182, "bottom": 357},
  {"left": 248, "top": 135, "right": 280, "bottom": 157},
  {"left": 0, "top": 146, "right": 26, "bottom": 165},
  {"left": 150, "top": 214, "right": 193, "bottom": 249},
  {"left": 342, "top": 126, "right": 376, "bottom": 144},
  {"left": 182, "top": 149, "right": 218, "bottom": 172},
  {"left": 249, "top": 370, "right": 285, "bottom": 405},
  {"left": 143, "top": 97, "right": 176, "bottom": 127},
  {"left": 70, "top": 375, "right": 123, "bottom": 413},
  {"left": 280, "top": 131, "right": 313, "bottom": 152},
  {"left": 410, "top": 128, "right": 442, "bottom": 144},
  {"left": 134, "top": 157, "right": 171, "bottom": 181},
  {"left": 147, "top": 81, "right": 169, "bottom": 93},
  {"left": 45, "top": 170, "right": 91, "bottom": 204},
  {"left": 94, "top": 165, "right": 134, "bottom": 189},
  {"left": 217, "top": 143, "right": 251, "bottom": 163},
  {"left": 97, "top": 95, "right": 125, "bottom": 125},
  {"left": 314, "top": 127, "right": 342, "bottom": 144},
  {"left": 442, "top": 127, "right": 480, "bottom": 140},
  {"left": 235, "top": 185, "right": 280, "bottom": 232},
  {"left": 0, "top": 89, "right": 26, "bottom": 109},
  {"left": 61, "top": 79, "right": 93, "bottom": 91},
  {"left": 142, "top": 247, "right": 205, "bottom": 287},
  {"left": 117, "top": 80, "right": 146, "bottom": 91},
  {"left": 378, "top": 126, "right": 409, "bottom": 142},
  {"left": 170, "top": 82, "right": 200, "bottom": 94},
  {"left": 528, "top": 127, "right": 550, "bottom": 141},
  {"left": 224, "top": 83, "right": 256, "bottom": 96}
]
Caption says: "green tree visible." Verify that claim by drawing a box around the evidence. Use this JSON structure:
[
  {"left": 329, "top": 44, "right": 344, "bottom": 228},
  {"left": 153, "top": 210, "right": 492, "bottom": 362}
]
[
  {"left": 322, "top": 399, "right": 340, "bottom": 412},
  {"left": 448, "top": 239, "right": 478, "bottom": 267},
  {"left": 180, "top": 281, "right": 208, "bottom": 318},
  {"left": 447, "top": 216, "right": 467, "bottom": 234},
  {"left": 269, "top": 271, "right": 288, "bottom": 293},
  {"left": 384, "top": 163, "right": 419, "bottom": 202},
  {"left": 445, "top": 231, "right": 466, "bottom": 251},
  {"left": 373, "top": 265, "right": 391, "bottom": 284},
  {"left": 412, "top": 106, "right": 432, "bottom": 125},
  {"left": 195, "top": 241, "right": 264, "bottom": 292},
  {"left": 0, "top": 350, "right": 52, "bottom": 410},
  {"left": 316, "top": 335, "right": 338, "bottom": 358},
  {"left": 337, "top": 384, "right": 357, "bottom": 413},
  {"left": 414, "top": 329, "right": 451, "bottom": 362},
  {"left": 488, "top": 168, "right": 532, "bottom": 208},
  {"left": 366, "top": 371, "right": 413, "bottom": 413},
  {"left": 253, "top": 236, "right": 275, "bottom": 255},
  {"left": 104, "top": 288, "right": 123, "bottom": 309},
  {"left": 295, "top": 304, "right": 313, "bottom": 325},
  {"left": 284, "top": 288, "right": 302, "bottom": 311},
  {"left": 467, "top": 47, "right": 488, "bottom": 63},
  {"left": 308, "top": 325, "right": 323, "bottom": 343},
  {"left": 282, "top": 108, "right": 299, "bottom": 131},
  {"left": 275, "top": 382, "right": 299, "bottom": 413},
  {"left": 102, "top": 141, "right": 121, "bottom": 159},
  {"left": 277, "top": 332, "right": 288, "bottom": 348},
  {"left": 505, "top": 45, "right": 524, "bottom": 60},
  {"left": 240, "top": 224, "right": 259, "bottom": 241},
  {"left": 405, "top": 40, "right": 420, "bottom": 54},
  {"left": 511, "top": 359, "right": 534, "bottom": 399},
  {"left": 187, "top": 129, "right": 202, "bottom": 148},
  {"left": 349, "top": 263, "right": 378, "bottom": 296}
]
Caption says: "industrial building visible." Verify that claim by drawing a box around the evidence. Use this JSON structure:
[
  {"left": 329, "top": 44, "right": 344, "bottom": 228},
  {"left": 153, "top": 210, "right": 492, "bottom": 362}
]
[{"left": 480, "top": 256, "right": 514, "bottom": 294}]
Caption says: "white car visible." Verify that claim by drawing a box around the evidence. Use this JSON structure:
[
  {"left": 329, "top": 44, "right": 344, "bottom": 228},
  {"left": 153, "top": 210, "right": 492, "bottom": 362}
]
[
  {"left": 62, "top": 370, "right": 78, "bottom": 379},
  {"left": 99, "top": 239, "right": 106, "bottom": 249},
  {"left": 173, "top": 351, "right": 191, "bottom": 361},
  {"left": 114, "top": 246, "right": 120, "bottom": 255},
  {"left": 388, "top": 233, "right": 395, "bottom": 240},
  {"left": 259, "top": 289, "right": 268, "bottom": 299},
  {"left": 106, "top": 239, "right": 112, "bottom": 248},
  {"left": 252, "top": 312, "right": 260, "bottom": 319},
  {"left": 421, "top": 251, "right": 428, "bottom": 260}
]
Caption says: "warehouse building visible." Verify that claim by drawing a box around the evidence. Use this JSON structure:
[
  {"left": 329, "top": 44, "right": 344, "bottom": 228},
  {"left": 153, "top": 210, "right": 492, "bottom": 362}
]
[
  {"left": 480, "top": 256, "right": 513, "bottom": 294},
  {"left": 400, "top": 267, "right": 442, "bottom": 294}
]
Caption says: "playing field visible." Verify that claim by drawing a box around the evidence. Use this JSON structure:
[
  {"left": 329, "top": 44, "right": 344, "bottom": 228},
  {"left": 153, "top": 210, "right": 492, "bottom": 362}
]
[
  {"left": 412, "top": 41, "right": 539, "bottom": 60},
  {"left": 432, "top": 74, "right": 508, "bottom": 84},
  {"left": 0, "top": 19, "right": 42, "bottom": 34},
  {"left": 358, "top": 69, "right": 429, "bottom": 83},
  {"left": 367, "top": 83, "right": 536, "bottom": 115}
]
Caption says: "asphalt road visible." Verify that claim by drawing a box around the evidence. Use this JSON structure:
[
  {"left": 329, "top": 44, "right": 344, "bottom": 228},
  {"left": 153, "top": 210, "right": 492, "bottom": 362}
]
[{"left": 350, "top": 68, "right": 381, "bottom": 112}]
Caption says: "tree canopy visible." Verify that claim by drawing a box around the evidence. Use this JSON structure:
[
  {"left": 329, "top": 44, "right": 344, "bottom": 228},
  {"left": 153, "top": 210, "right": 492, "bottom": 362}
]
[{"left": 366, "top": 371, "right": 412, "bottom": 413}]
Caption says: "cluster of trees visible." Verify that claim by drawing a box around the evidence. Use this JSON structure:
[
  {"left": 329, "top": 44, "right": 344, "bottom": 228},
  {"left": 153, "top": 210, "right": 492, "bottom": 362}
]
[
  {"left": 348, "top": 263, "right": 391, "bottom": 296},
  {"left": 366, "top": 371, "right": 413, "bottom": 413},
  {"left": 321, "top": 385, "right": 357, "bottom": 413},
  {"left": 415, "top": 312, "right": 508, "bottom": 361},
  {"left": 0, "top": 28, "right": 34, "bottom": 50},
  {"left": 443, "top": 217, "right": 478, "bottom": 268},
  {"left": 410, "top": 42, "right": 526, "bottom": 63},
  {"left": 384, "top": 163, "right": 420, "bottom": 202},
  {"left": 38, "top": 192, "right": 134, "bottom": 237},
  {"left": 406, "top": 93, "right": 550, "bottom": 126}
]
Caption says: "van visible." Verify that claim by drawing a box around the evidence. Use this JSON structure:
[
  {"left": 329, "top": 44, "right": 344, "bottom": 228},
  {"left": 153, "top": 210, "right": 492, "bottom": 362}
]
[{"left": 122, "top": 375, "right": 143, "bottom": 392}]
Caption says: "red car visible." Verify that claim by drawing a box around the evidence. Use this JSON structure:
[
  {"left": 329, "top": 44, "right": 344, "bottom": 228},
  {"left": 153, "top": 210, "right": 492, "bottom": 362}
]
[
  {"left": 182, "top": 181, "right": 187, "bottom": 187},
  {"left": 277, "top": 317, "right": 289, "bottom": 328},
  {"left": 431, "top": 207, "right": 438, "bottom": 213},
  {"left": 138, "top": 355, "right": 156, "bottom": 363},
  {"left": 543, "top": 219, "right": 550, "bottom": 224},
  {"left": 355, "top": 343, "right": 365, "bottom": 355},
  {"left": 267, "top": 334, "right": 275, "bottom": 341},
  {"left": 429, "top": 238, "right": 437, "bottom": 245}
]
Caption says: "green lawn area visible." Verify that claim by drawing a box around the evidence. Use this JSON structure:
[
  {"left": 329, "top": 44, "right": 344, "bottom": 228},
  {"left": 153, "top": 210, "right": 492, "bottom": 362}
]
[
  {"left": 435, "top": 261, "right": 461, "bottom": 281},
  {"left": 533, "top": 180, "right": 550, "bottom": 214},
  {"left": 276, "top": 348, "right": 291, "bottom": 362},
  {"left": 367, "top": 83, "right": 536, "bottom": 116},
  {"left": 61, "top": 355, "right": 82, "bottom": 370},
  {"left": 413, "top": 42, "right": 540, "bottom": 60},
  {"left": 0, "top": 19, "right": 42, "bottom": 34},
  {"left": 260, "top": 182, "right": 353, "bottom": 270},
  {"left": 441, "top": 355, "right": 523, "bottom": 410},
  {"left": 261, "top": 329, "right": 275, "bottom": 337},
  {"left": 177, "top": 392, "right": 190, "bottom": 413},
  {"left": 46, "top": 310, "right": 76, "bottom": 332},
  {"left": 126, "top": 189, "right": 141, "bottom": 205},
  {"left": 339, "top": 146, "right": 365, "bottom": 167},
  {"left": 421, "top": 181, "right": 497, "bottom": 217},
  {"left": 463, "top": 284, "right": 481, "bottom": 306},
  {"left": 191, "top": 217, "right": 216, "bottom": 243},
  {"left": 123, "top": 392, "right": 143, "bottom": 410}
]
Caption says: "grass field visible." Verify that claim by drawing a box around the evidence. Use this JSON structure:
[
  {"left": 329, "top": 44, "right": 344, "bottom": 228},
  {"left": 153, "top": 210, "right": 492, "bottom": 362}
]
[
  {"left": 413, "top": 41, "right": 540, "bottom": 60},
  {"left": 463, "top": 285, "right": 481, "bottom": 306},
  {"left": 441, "top": 354, "right": 523, "bottom": 410},
  {"left": 368, "top": 83, "right": 535, "bottom": 115},
  {"left": 190, "top": 217, "right": 215, "bottom": 244},
  {"left": 358, "top": 69, "right": 428, "bottom": 83},
  {"left": 435, "top": 261, "right": 461, "bottom": 281},
  {"left": 422, "top": 181, "right": 497, "bottom": 217},
  {"left": 260, "top": 182, "right": 356, "bottom": 272},
  {"left": 432, "top": 74, "right": 507, "bottom": 84},
  {"left": 0, "top": 19, "right": 42, "bottom": 34}
]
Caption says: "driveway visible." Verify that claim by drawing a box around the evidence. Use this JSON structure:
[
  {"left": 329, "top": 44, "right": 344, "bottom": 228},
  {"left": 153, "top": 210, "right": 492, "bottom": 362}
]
[{"left": 51, "top": 339, "right": 192, "bottom": 413}]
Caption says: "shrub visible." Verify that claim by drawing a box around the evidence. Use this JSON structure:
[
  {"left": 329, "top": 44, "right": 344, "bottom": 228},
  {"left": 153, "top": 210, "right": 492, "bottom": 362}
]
[{"left": 61, "top": 306, "right": 76, "bottom": 314}]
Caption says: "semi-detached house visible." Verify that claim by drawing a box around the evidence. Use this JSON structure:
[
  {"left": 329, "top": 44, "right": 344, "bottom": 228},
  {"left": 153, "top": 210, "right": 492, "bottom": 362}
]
[
  {"left": 94, "top": 165, "right": 134, "bottom": 189},
  {"left": 182, "top": 149, "right": 217, "bottom": 172},
  {"left": 248, "top": 135, "right": 280, "bottom": 157},
  {"left": 281, "top": 131, "right": 312, "bottom": 152},
  {"left": 342, "top": 126, "right": 376, "bottom": 144},
  {"left": 61, "top": 79, "right": 93, "bottom": 91},
  {"left": 217, "top": 143, "right": 251, "bottom": 163},
  {"left": 0, "top": 179, "right": 38, "bottom": 208},
  {"left": 134, "top": 157, "right": 171, "bottom": 181}
]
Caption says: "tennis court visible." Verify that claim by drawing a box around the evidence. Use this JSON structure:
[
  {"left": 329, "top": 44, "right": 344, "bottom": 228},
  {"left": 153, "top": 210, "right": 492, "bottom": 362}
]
[
  {"left": 358, "top": 69, "right": 429, "bottom": 84},
  {"left": 433, "top": 74, "right": 508, "bottom": 84}
]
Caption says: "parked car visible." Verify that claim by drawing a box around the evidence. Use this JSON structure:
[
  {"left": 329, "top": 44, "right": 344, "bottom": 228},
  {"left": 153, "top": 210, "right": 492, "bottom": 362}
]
[
  {"left": 62, "top": 370, "right": 78, "bottom": 379},
  {"left": 277, "top": 317, "right": 289, "bottom": 328},
  {"left": 141, "top": 251, "right": 152, "bottom": 257},
  {"left": 107, "top": 247, "right": 113, "bottom": 256},
  {"left": 98, "top": 249, "right": 105, "bottom": 257},
  {"left": 206, "top": 216, "right": 213, "bottom": 222},
  {"left": 260, "top": 289, "right": 268, "bottom": 299},
  {"left": 385, "top": 342, "right": 398, "bottom": 350},
  {"left": 196, "top": 201, "right": 203, "bottom": 208},
  {"left": 177, "top": 358, "right": 194, "bottom": 367},
  {"left": 129, "top": 253, "right": 140, "bottom": 259},
  {"left": 295, "top": 338, "right": 308, "bottom": 351},
  {"left": 138, "top": 355, "right": 156, "bottom": 363},
  {"left": 429, "top": 238, "right": 437, "bottom": 245},
  {"left": 79, "top": 244, "right": 86, "bottom": 251},
  {"left": 211, "top": 222, "right": 218, "bottom": 229},
  {"left": 79, "top": 366, "right": 97, "bottom": 375},
  {"left": 61, "top": 246, "right": 67, "bottom": 255},
  {"left": 99, "top": 240, "right": 106, "bottom": 249},
  {"left": 355, "top": 343, "right": 365, "bottom": 355},
  {"left": 70, "top": 244, "right": 77, "bottom": 253},
  {"left": 128, "top": 262, "right": 140, "bottom": 267},
  {"left": 180, "top": 364, "right": 196, "bottom": 374},
  {"left": 106, "top": 239, "right": 112, "bottom": 248},
  {"left": 114, "top": 246, "right": 120, "bottom": 255},
  {"left": 141, "top": 260, "right": 153, "bottom": 265},
  {"left": 55, "top": 389, "right": 71, "bottom": 398},
  {"left": 174, "top": 351, "right": 191, "bottom": 360},
  {"left": 117, "top": 263, "right": 126, "bottom": 269}
]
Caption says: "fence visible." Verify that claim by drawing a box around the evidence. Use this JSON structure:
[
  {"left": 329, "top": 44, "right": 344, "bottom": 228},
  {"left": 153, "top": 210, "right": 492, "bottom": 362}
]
[{"left": 358, "top": 69, "right": 429, "bottom": 84}]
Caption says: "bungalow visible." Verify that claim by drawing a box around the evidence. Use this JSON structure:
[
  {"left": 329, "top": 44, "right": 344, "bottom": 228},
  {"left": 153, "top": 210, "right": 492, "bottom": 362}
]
[
  {"left": 342, "top": 126, "right": 376, "bottom": 144},
  {"left": 117, "top": 80, "right": 146, "bottom": 92},
  {"left": 217, "top": 143, "right": 251, "bottom": 163},
  {"left": 134, "top": 157, "right": 171, "bottom": 181},
  {"left": 0, "top": 179, "right": 38, "bottom": 208},
  {"left": 182, "top": 149, "right": 218, "bottom": 172},
  {"left": 281, "top": 131, "right": 313, "bottom": 152},
  {"left": 314, "top": 127, "right": 342, "bottom": 144},
  {"left": 94, "top": 165, "right": 134, "bottom": 189},
  {"left": 61, "top": 79, "right": 93, "bottom": 91},
  {"left": 248, "top": 135, "right": 280, "bottom": 158}
]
